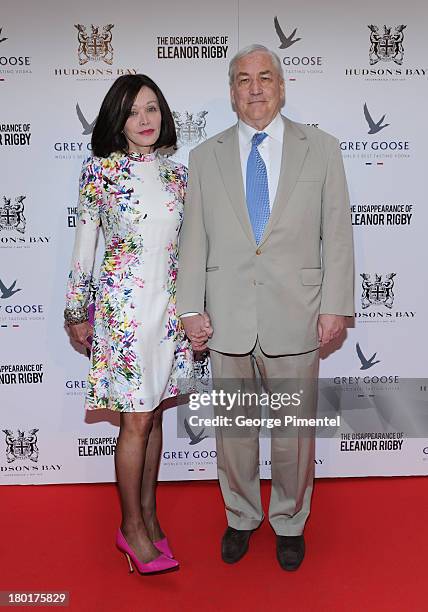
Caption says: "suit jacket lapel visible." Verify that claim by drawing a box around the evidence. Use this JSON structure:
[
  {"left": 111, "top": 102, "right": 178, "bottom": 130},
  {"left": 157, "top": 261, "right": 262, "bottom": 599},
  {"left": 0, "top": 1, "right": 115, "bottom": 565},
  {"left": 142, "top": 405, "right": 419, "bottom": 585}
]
[
  {"left": 259, "top": 117, "right": 309, "bottom": 246},
  {"left": 214, "top": 126, "right": 257, "bottom": 247},
  {"left": 214, "top": 117, "right": 309, "bottom": 248}
]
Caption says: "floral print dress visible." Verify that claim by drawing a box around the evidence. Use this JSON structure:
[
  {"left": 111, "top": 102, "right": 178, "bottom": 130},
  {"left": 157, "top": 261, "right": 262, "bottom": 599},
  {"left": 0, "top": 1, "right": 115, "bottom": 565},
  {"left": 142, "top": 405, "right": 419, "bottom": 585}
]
[{"left": 65, "top": 151, "right": 193, "bottom": 412}]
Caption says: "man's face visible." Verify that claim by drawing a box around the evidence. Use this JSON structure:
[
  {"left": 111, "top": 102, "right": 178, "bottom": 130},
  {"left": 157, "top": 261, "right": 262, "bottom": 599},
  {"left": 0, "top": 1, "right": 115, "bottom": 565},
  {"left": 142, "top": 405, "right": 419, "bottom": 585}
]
[{"left": 230, "top": 51, "right": 284, "bottom": 130}]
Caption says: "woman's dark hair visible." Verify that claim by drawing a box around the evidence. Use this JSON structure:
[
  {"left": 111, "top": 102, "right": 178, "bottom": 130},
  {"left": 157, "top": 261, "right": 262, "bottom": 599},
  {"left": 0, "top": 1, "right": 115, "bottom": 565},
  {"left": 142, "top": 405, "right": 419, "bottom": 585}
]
[{"left": 91, "top": 74, "right": 176, "bottom": 157}]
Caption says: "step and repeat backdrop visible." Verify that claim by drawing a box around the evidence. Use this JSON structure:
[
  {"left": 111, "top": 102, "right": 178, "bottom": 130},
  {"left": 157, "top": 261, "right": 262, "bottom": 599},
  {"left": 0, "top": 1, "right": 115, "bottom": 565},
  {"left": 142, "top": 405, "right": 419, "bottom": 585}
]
[{"left": 1, "top": 0, "right": 427, "bottom": 484}]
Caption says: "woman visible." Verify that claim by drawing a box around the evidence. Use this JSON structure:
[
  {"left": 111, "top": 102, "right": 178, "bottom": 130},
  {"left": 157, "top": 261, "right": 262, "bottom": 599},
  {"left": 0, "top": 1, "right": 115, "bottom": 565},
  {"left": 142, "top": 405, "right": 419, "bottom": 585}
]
[{"left": 64, "top": 75, "right": 210, "bottom": 575}]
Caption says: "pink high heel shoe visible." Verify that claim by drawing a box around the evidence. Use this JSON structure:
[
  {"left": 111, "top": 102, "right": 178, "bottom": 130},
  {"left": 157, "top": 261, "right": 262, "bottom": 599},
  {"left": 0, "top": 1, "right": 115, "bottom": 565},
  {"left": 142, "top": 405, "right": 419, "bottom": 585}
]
[
  {"left": 116, "top": 529, "right": 179, "bottom": 574},
  {"left": 154, "top": 537, "right": 174, "bottom": 559}
]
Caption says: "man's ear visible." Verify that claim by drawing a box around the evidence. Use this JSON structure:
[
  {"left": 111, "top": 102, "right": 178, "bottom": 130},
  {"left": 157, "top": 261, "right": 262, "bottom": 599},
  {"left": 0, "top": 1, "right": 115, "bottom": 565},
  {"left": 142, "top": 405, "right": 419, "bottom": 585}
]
[
  {"left": 280, "top": 79, "right": 286, "bottom": 108},
  {"left": 230, "top": 86, "right": 236, "bottom": 112}
]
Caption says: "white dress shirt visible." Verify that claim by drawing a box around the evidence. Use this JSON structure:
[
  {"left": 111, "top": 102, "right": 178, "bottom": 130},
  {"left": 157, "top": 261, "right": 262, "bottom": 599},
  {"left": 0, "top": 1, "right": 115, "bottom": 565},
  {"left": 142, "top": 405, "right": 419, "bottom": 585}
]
[{"left": 238, "top": 113, "right": 284, "bottom": 209}]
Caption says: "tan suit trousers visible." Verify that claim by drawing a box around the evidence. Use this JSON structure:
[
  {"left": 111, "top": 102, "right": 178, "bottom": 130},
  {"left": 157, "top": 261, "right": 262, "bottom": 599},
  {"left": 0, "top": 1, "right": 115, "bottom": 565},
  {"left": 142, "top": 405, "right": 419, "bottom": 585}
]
[{"left": 210, "top": 341, "right": 319, "bottom": 536}]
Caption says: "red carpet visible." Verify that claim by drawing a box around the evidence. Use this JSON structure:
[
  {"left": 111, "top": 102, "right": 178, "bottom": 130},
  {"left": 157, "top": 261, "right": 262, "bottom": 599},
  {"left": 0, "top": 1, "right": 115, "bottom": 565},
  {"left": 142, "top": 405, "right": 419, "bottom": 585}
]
[{"left": 1, "top": 477, "right": 426, "bottom": 611}]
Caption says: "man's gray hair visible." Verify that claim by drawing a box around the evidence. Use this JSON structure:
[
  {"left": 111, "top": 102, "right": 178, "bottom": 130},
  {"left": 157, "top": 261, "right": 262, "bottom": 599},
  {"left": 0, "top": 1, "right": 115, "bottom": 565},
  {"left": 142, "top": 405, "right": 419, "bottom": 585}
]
[{"left": 228, "top": 44, "right": 284, "bottom": 84}]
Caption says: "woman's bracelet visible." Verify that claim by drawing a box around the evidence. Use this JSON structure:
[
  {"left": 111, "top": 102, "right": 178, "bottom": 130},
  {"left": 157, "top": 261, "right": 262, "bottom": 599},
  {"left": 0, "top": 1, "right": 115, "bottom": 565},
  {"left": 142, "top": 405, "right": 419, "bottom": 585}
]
[{"left": 64, "top": 306, "right": 89, "bottom": 325}]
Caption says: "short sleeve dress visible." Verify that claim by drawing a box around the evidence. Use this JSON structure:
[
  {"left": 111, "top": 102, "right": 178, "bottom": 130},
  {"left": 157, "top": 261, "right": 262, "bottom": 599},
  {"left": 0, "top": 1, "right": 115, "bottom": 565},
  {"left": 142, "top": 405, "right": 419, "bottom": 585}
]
[{"left": 65, "top": 150, "right": 194, "bottom": 412}]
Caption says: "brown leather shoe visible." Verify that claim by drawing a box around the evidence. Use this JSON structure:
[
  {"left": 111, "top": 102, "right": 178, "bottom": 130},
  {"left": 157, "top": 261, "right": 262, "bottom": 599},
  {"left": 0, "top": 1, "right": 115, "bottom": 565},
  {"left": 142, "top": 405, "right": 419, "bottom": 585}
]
[
  {"left": 221, "top": 527, "right": 253, "bottom": 564},
  {"left": 276, "top": 535, "right": 305, "bottom": 571}
]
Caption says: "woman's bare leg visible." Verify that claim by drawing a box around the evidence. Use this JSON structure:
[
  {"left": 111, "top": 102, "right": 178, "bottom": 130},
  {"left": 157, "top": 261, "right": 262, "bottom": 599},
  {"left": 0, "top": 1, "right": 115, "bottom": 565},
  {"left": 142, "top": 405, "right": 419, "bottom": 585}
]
[
  {"left": 141, "top": 405, "right": 164, "bottom": 541},
  {"left": 115, "top": 411, "right": 160, "bottom": 562}
]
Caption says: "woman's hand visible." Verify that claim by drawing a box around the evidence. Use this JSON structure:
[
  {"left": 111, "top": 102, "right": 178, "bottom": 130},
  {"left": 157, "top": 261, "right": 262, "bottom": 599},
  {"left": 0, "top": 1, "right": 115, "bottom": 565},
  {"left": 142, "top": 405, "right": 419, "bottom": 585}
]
[{"left": 67, "top": 321, "right": 94, "bottom": 351}]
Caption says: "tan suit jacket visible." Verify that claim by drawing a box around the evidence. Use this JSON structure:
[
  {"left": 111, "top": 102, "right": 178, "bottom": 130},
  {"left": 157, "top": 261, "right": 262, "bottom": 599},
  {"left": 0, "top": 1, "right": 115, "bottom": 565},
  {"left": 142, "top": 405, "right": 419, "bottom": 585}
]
[{"left": 176, "top": 116, "right": 354, "bottom": 355}]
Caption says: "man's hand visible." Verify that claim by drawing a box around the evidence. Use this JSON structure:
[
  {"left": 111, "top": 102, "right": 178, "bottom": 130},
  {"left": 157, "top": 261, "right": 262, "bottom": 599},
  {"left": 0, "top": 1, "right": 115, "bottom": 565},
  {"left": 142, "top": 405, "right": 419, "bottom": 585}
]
[
  {"left": 202, "top": 311, "right": 213, "bottom": 339},
  {"left": 67, "top": 321, "right": 93, "bottom": 351},
  {"left": 182, "top": 313, "right": 213, "bottom": 351},
  {"left": 317, "top": 314, "right": 346, "bottom": 347}
]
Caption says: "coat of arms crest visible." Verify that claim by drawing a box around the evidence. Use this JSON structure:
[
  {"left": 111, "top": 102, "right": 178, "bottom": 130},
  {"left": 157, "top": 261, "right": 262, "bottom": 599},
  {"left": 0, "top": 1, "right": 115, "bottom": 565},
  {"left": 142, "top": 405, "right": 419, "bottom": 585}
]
[
  {"left": 172, "top": 111, "right": 208, "bottom": 146},
  {"left": 368, "top": 25, "right": 406, "bottom": 66},
  {"left": 361, "top": 273, "right": 396, "bottom": 309},
  {"left": 3, "top": 429, "right": 39, "bottom": 463},
  {"left": 0, "top": 196, "right": 26, "bottom": 233},
  {"left": 75, "top": 24, "right": 114, "bottom": 65}
]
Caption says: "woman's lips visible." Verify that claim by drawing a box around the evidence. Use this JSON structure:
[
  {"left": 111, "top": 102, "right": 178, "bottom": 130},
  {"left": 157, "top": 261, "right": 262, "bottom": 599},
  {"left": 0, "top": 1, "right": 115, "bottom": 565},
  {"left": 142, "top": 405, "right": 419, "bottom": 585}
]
[{"left": 139, "top": 129, "right": 155, "bottom": 136}]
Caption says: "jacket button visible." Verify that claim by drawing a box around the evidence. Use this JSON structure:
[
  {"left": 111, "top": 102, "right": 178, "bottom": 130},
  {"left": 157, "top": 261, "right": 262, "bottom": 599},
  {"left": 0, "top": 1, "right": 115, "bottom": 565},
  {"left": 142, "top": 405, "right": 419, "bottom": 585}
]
[{"left": 256, "top": 248, "right": 261, "bottom": 255}]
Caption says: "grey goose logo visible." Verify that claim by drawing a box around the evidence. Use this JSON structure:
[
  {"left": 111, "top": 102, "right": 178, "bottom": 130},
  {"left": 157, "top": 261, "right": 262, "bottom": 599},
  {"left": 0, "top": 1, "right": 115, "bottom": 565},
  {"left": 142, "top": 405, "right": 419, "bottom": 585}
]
[
  {"left": 184, "top": 418, "right": 208, "bottom": 445},
  {"left": 0, "top": 278, "right": 22, "bottom": 299},
  {"left": 356, "top": 342, "right": 380, "bottom": 370},
  {"left": 0, "top": 28, "right": 7, "bottom": 44},
  {"left": 76, "top": 103, "right": 96, "bottom": 135},
  {"left": 274, "top": 17, "right": 301, "bottom": 49},
  {"left": 364, "top": 103, "right": 389, "bottom": 134}
]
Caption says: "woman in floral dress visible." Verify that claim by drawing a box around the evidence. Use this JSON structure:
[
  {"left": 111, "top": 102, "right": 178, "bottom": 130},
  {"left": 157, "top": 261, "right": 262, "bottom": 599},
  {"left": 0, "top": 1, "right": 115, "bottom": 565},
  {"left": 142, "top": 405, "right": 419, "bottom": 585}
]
[{"left": 64, "top": 75, "right": 210, "bottom": 574}]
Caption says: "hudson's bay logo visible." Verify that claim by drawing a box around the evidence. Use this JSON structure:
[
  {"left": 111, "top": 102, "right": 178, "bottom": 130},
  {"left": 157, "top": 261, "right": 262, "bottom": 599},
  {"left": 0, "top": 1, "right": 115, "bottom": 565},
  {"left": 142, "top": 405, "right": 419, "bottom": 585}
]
[
  {"left": 273, "top": 16, "right": 323, "bottom": 78},
  {"left": 173, "top": 110, "right": 208, "bottom": 146},
  {"left": 0, "top": 195, "right": 50, "bottom": 249},
  {"left": 361, "top": 273, "right": 395, "bottom": 309},
  {"left": 368, "top": 25, "right": 406, "bottom": 66},
  {"left": 355, "top": 272, "right": 415, "bottom": 324},
  {"left": 76, "top": 103, "right": 96, "bottom": 135},
  {"left": 0, "top": 196, "right": 26, "bottom": 233},
  {"left": 356, "top": 342, "right": 380, "bottom": 370},
  {"left": 0, "top": 277, "right": 21, "bottom": 299},
  {"left": 75, "top": 24, "right": 114, "bottom": 65},
  {"left": 346, "top": 25, "right": 426, "bottom": 80},
  {"left": 340, "top": 104, "right": 410, "bottom": 164},
  {"left": 54, "top": 25, "right": 137, "bottom": 81},
  {"left": 0, "top": 427, "right": 62, "bottom": 475},
  {"left": 3, "top": 429, "right": 39, "bottom": 463}
]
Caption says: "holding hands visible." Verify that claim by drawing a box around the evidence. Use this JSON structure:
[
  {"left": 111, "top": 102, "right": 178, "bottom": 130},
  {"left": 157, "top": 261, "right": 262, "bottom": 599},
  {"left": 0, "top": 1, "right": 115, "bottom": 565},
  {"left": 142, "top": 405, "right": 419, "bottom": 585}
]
[{"left": 182, "top": 312, "right": 213, "bottom": 351}]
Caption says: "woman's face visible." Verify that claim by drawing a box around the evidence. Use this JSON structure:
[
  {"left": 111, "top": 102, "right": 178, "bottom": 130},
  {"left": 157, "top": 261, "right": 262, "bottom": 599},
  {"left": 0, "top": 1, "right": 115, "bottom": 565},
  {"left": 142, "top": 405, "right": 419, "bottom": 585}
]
[{"left": 123, "top": 86, "right": 162, "bottom": 154}]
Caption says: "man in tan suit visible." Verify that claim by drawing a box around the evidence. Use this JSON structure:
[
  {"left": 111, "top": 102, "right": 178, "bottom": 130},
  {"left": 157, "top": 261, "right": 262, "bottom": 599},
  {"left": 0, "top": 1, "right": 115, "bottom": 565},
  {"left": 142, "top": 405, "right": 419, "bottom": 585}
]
[{"left": 177, "top": 44, "right": 354, "bottom": 570}]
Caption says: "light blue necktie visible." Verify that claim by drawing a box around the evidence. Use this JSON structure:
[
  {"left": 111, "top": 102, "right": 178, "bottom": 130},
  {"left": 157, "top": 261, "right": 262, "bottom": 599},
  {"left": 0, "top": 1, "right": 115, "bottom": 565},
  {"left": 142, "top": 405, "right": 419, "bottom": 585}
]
[{"left": 246, "top": 132, "right": 270, "bottom": 244}]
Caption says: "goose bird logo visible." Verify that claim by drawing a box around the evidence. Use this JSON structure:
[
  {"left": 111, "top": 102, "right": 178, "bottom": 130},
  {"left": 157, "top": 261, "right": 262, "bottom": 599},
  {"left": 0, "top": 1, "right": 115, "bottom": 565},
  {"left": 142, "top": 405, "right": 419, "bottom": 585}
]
[
  {"left": 356, "top": 343, "right": 381, "bottom": 370},
  {"left": 363, "top": 103, "right": 389, "bottom": 134},
  {"left": 273, "top": 17, "right": 301, "bottom": 49}
]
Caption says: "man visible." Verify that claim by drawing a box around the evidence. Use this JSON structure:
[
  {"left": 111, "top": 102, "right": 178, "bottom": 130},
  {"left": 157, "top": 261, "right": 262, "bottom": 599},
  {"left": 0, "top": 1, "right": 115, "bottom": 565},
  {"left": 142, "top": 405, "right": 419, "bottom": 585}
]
[{"left": 177, "top": 44, "right": 354, "bottom": 570}]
